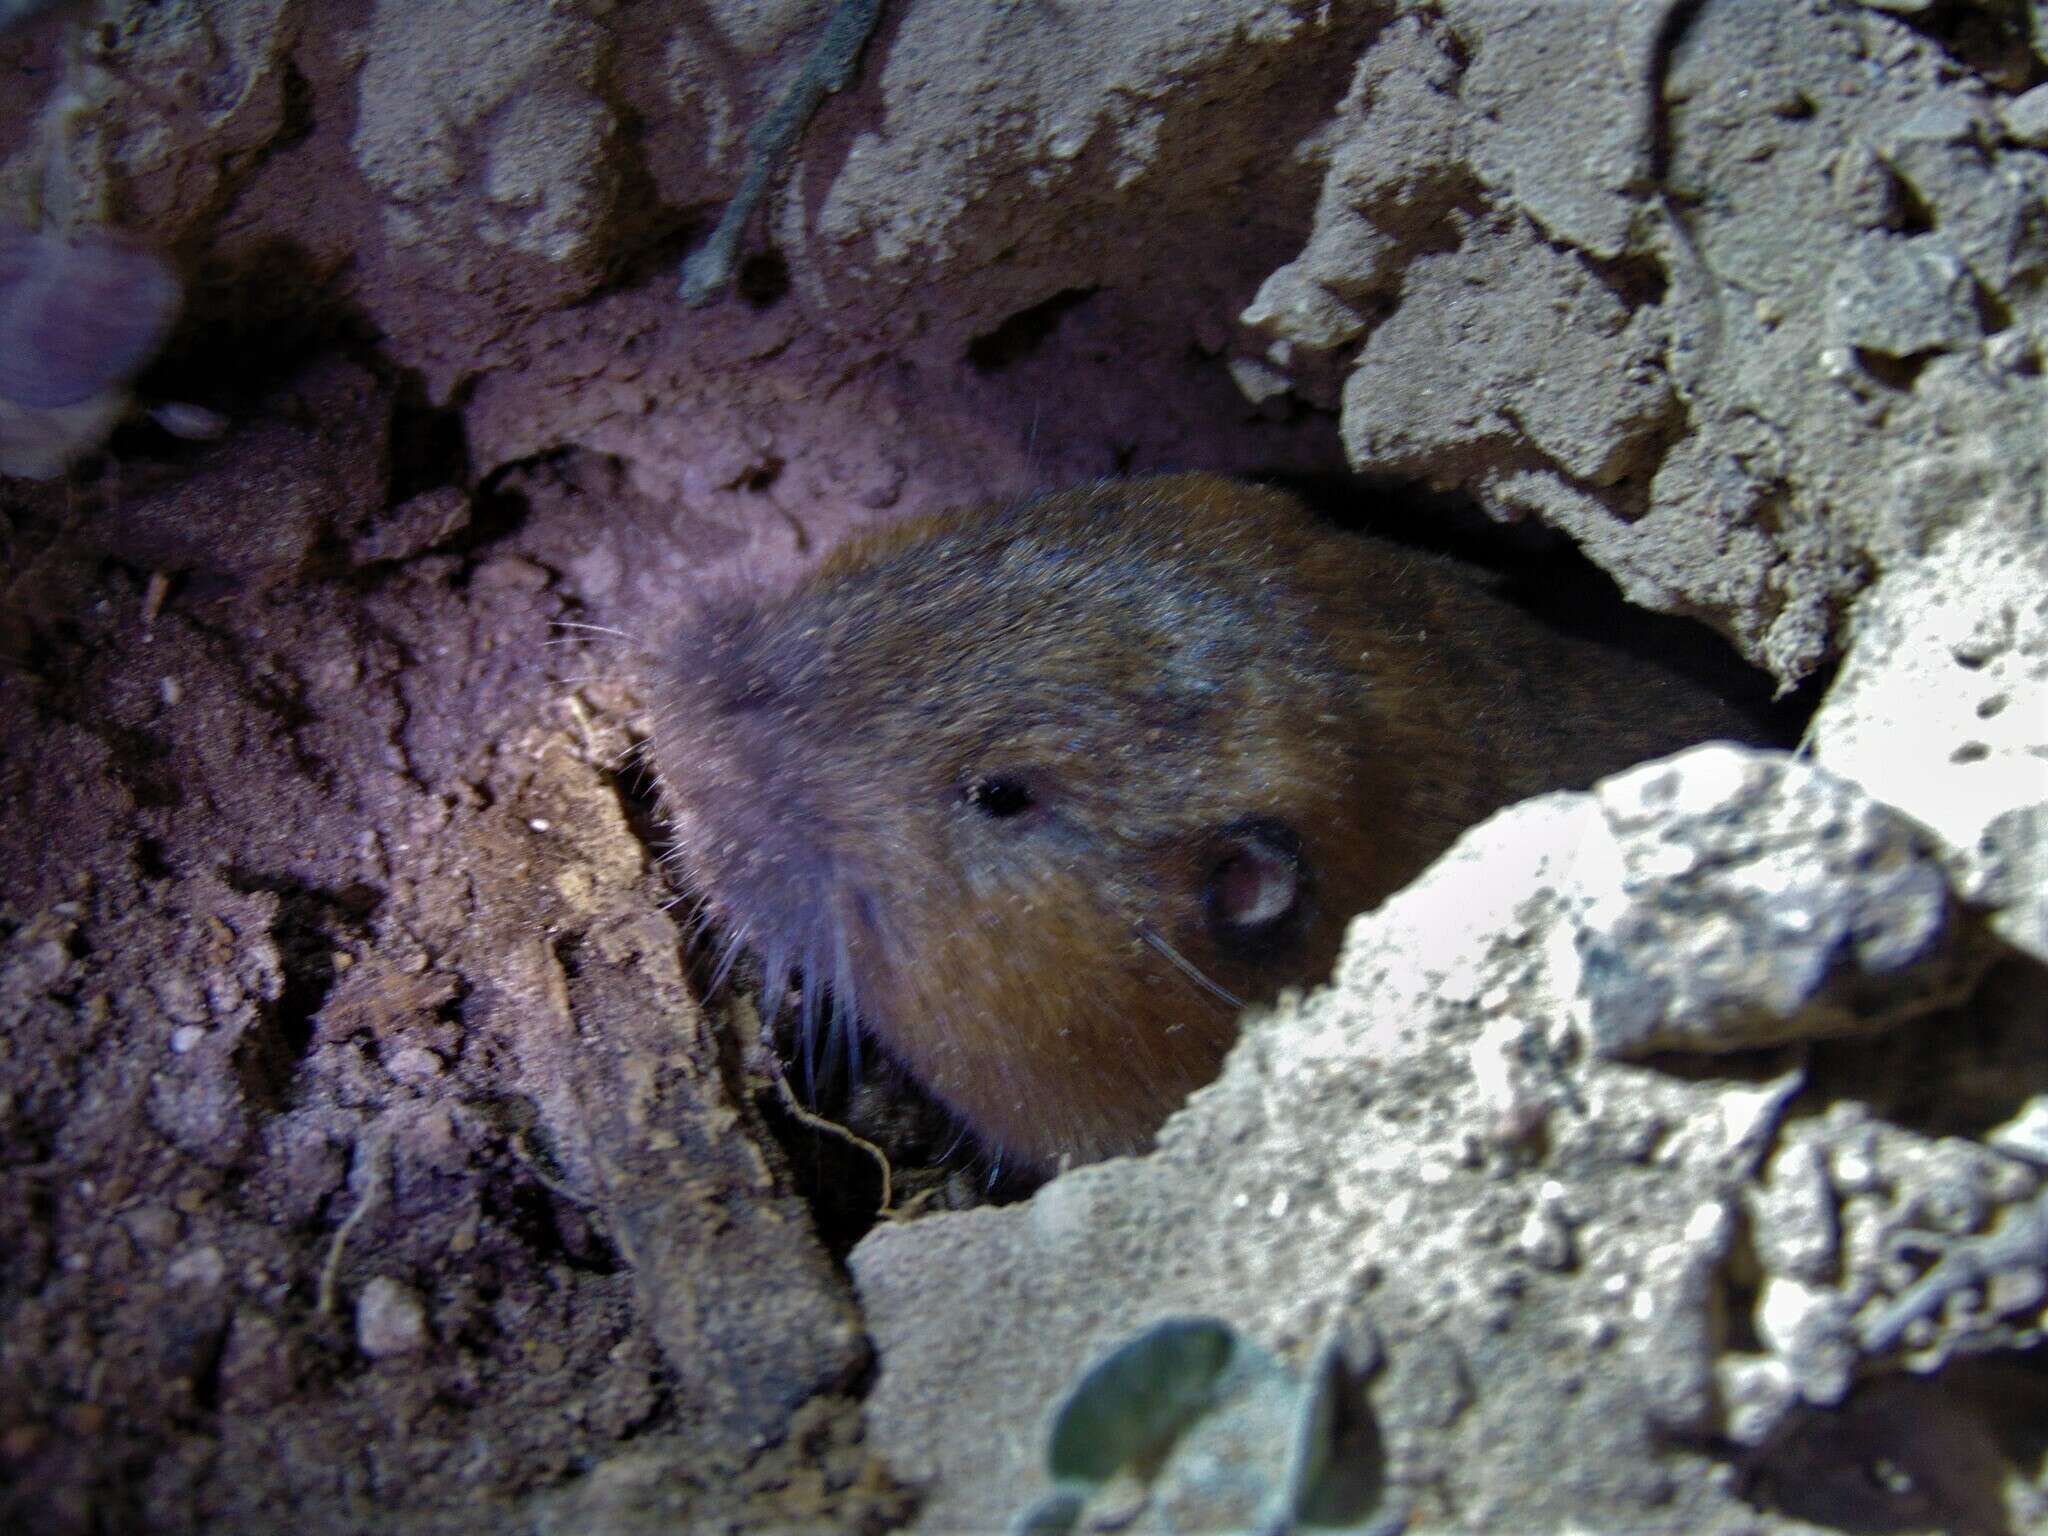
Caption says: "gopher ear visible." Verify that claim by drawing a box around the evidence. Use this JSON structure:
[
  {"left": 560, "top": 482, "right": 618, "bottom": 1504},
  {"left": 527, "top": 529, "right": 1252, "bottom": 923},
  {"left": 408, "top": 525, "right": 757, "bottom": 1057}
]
[{"left": 1203, "top": 817, "right": 1307, "bottom": 955}]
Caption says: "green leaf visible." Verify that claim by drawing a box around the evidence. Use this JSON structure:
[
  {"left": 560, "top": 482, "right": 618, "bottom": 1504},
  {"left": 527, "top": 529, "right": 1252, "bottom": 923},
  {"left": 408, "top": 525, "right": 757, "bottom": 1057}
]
[{"left": 1047, "top": 1317, "right": 1238, "bottom": 1485}]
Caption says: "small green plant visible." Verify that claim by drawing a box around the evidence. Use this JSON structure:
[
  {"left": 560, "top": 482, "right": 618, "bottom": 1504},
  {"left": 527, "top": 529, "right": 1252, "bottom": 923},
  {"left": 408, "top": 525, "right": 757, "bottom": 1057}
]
[{"left": 1014, "top": 1316, "right": 1402, "bottom": 1536}]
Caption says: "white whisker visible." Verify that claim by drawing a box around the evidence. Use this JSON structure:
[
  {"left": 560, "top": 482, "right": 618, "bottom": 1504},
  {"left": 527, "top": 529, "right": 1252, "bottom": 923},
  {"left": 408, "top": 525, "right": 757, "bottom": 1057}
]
[
  {"left": 550, "top": 620, "right": 633, "bottom": 638},
  {"left": 1137, "top": 923, "right": 1243, "bottom": 1012}
]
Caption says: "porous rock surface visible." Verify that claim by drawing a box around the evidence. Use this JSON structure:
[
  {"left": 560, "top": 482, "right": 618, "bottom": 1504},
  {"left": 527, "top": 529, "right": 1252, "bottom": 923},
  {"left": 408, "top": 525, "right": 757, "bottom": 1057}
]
[
  {"left": 1245, "top": 1, "right": 2048, "bottom": 691},
  {"left": 1, "top": 0, "right": 2044, "bottom": 1531}
]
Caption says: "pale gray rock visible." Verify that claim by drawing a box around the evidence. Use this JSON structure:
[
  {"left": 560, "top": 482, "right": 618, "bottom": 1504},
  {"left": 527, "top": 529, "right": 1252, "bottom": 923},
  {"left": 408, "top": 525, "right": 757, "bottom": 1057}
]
[
  {"left": 1825, "top": 235, "right": 1983, "bottom": 358},
  {"left": 1808, "top": 518, "right": 2048, "bottom": 962},
  {"left": 349, "top": 0, "right": 621, "bottom": 306},
  {"left": 1574, "top": 745, "right": 1973, "bottom": 1058},
  {"left": 1247, "top": 1, "right": 2048, "bottom": 698},
  {"left": 2007, "top": 83, "right": 2048, "bottom": 147}
]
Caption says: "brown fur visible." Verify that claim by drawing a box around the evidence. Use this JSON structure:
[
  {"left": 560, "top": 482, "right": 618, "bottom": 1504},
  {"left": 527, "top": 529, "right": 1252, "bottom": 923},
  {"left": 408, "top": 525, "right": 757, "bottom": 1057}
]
[{"left": 648, "top": 474, "right": 1756, "bottom": 1166}]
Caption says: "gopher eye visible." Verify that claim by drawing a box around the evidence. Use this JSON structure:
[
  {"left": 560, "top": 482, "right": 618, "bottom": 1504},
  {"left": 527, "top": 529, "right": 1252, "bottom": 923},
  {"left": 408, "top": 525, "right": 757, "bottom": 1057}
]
[
  {"left": 964, "top": 773, "right": 1037, "bottom": 820},
  {"left": 1204, "top": 818, "right": 1307, "bottom": 952}
]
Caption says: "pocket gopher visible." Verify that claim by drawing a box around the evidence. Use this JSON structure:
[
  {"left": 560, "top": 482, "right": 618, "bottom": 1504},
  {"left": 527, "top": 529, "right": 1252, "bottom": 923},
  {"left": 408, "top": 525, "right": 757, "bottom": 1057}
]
[{"left": 649, "top": 473, "right": 1761, "bottom": 1167}]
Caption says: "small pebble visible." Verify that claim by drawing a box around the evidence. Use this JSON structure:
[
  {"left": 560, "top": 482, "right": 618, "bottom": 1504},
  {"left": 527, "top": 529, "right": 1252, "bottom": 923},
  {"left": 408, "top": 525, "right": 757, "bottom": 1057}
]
[
  {"left": 356, "top": 1275, "right": 430, "bottom": 1359},
  {"left": 165, "top": 1245, "right": 226, "bottom": 1289}
]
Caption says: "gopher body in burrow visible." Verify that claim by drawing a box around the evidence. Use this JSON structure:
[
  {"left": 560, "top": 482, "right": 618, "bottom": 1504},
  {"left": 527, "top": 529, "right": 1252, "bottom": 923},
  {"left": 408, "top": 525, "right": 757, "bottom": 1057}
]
[{"left": 649, "top": 474, "right": 1755, "bottom": 1166}]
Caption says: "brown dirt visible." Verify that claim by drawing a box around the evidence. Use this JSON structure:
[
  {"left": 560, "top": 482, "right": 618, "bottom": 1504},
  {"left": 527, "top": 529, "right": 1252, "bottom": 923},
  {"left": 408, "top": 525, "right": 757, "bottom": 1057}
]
[{"left": 0, "top": 351, "right": 920, "bottom": 1534}]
